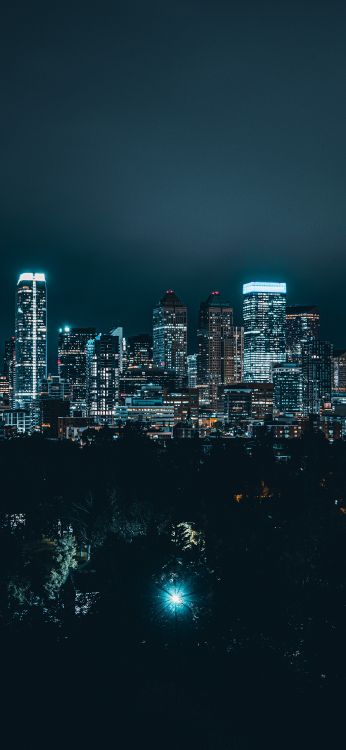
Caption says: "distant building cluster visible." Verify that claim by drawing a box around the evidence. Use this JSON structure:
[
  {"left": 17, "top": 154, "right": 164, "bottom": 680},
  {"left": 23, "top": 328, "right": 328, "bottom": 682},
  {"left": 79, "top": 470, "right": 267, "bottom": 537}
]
[{"left": 0, "top": 273, "right": 345, "bottom": 444}]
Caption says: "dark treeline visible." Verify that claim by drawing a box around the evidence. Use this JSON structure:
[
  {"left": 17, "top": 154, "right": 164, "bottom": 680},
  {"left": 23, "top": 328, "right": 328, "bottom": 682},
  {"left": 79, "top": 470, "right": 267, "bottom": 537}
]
[{"left": 1, "top": 432, "right": 345, "bottom": 748}]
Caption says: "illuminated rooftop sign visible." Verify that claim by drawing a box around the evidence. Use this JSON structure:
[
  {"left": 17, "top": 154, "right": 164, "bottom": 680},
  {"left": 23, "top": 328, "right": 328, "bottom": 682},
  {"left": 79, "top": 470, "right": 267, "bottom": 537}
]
[
  {"left": 18, "top": 273, "right": 46, "bottom": 283},
  {"left": 243, "top": 282, "right": 286, "bottom": 295}
]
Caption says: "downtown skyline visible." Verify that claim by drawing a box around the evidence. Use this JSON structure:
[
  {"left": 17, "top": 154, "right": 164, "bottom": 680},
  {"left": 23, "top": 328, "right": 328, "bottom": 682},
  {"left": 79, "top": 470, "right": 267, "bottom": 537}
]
[
  {"left": 1, "top": 270, "right": 344, "bottom": 373},
  {"left": 2, "top": 269, "right": 343, "bottom": 441}
]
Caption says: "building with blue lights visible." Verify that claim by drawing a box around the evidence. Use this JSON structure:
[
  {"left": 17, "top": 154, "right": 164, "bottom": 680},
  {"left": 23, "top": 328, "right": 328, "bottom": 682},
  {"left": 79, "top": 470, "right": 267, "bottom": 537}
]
[
  {"left": 14, "top": 273, "right": 47, "bottom": 408},
  {"left": 243, "top": 282, "right": 286, "bottom": 383}
]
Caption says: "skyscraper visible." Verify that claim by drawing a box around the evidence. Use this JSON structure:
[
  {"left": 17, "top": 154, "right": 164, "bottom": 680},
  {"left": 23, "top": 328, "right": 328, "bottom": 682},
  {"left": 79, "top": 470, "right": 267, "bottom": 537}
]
[
  {"left": 286, "top": 305, "right": 320, "bottom": 363},
  {"left": 14, "top": 273, "right": 47, "bottom": 408},
  {"left": 272, "top": 363, "right": 304, "bottom": 415},
  {"left": 127, "top": 334, "right": 153, "bottom": 369},
  {"left": 153, "top": 290, "right": 187, "bottom": 383},
  {"left": 243, "top": 282, "right": 286, "bottom": 383},
  {"left": 197, "top": 291, "right": 235, "bottom": 405},
  {"left": 58, "top": 327, "right": 96, "bottom": 416},
  {"left": 187, "top": 353, "right": 198, "bottom": 388},
  {"left": 302, "top": 340, "right": 333, "bottom": 414},
  {"left": 228, "top": 326, "right": 244, "bottom": 384},
  {"left": 87, "top": 332, "right": 120, "bottom": 423},
  {"left": 3, "top": 336, "right": 16, "bottom": 406}
]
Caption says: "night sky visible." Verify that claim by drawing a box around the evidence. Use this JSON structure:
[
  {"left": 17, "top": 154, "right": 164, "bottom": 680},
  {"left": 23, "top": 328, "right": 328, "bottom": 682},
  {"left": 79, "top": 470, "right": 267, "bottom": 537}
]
[{"left": 1, "top": 0, "right": 346, "bottom": 367}]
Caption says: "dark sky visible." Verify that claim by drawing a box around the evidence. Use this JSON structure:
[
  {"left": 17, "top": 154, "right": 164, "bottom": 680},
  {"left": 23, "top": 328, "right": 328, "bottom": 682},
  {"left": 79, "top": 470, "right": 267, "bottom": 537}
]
[{"left": 1, "top": 0, "right": 346, "bottom": 367}]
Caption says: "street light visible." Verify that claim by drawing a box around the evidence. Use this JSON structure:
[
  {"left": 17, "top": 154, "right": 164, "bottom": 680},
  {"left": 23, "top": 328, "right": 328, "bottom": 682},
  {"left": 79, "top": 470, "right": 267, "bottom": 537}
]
[{"left": 169, "top": 592, "right": 183, "bottom": 606}]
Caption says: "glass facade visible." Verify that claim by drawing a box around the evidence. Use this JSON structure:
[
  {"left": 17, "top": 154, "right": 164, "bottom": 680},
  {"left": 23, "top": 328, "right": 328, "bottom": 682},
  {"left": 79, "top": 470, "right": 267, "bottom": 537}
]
[
  {"left": 14, "top": 273, "right": 47, "bottom": 407},
  {"left": 243, "top": 282, "right": 286, "bottom": 382},
  {"left": 302, "top": 340, "right": 333, "bottom": 414},
  {"left": 273, "top": 363, "right": 304, "bottom": 415},
  {"left": 87, "top": 332, "right": 120, "bottom": 423},
  {"left": 58, "top": 327, "right": 96, "bottom": 416}
]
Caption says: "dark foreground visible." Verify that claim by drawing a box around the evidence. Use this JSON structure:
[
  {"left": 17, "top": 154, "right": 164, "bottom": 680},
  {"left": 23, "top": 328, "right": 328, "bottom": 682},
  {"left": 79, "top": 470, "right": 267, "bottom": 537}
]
[{"left": 1, "top": 431, "right": 345, "bottom": 748}]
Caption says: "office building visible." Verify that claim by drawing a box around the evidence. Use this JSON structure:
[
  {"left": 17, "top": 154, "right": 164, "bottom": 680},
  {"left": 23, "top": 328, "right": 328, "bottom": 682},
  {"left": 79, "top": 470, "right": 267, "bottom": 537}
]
[
  {"left": 127, "top": 334, "right": 153, "bottom": 369},
  {"left": 197, "top": 291, "right": 233, "bottom": 405},
  {"left": 222, "top": 382, "right": 273, "bottom": 430},
  {"left": 3, "top": 337, "right": 16, "bottom": 406},
  {"left": 14, "top": 273, "right": 47, "bottom": 408},
  {"left": 243, "top": 282, "right": 286, "bottom": 382},
  {"left": 272, "top": 363, "right": 304, "bottom": 415},
  {"left": 302, "top": 340, "right": 333, "bottom": 414},
  {"left": 153, "top": 290, "right": 187, "bottom": 384},
  {"left": 286, "top": 305, "right": 320, "bottom": 363},
  {"left": 187, "top": 354, "right": 198, "bottom": 388},
  {"left": 110, "top": 327, "right": 125, "bottom": 373},
  {"left": 333, "top": 349, "right": 346, "bottom": 392},
  {"left": 87, "top": 332, "right": 120, "bottom": 423},
  {"left": 228, "top": 326, "right": 244, "bottom": 383},
  {"left": 58, "top": 327, "right": 96, "bottom": 416}
]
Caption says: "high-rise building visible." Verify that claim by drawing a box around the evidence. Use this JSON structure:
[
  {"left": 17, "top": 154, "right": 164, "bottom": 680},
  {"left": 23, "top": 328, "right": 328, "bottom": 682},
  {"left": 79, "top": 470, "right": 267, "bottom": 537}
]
[
  {"left": 272, "top": 363, "right": 304, "bottom": 415},
  {"left": 110, "top": 327, "right": 125, "bottom": 373},
  {"left": 3, "top": 336, "right": 16, "bottom": 406},
  {"left": 14, "top": 273, "right": 47, "bottom": 408},
  {"left": 197, "top": 291, "right": 234, "bottom": 405},
  {"left": 58, "top": 327, "right": 96, "bottom": 416},
  {"left": 228, "top": 326, "right": 244, "bottom": 383},
  {"left": 332, "top": 349, "right": 346, "bottom": 392},
  {"left": 127, "top": 334, "right": 153, "bottom": 370},
  {"left": 87, "top": 332, "right": 120, "bottom": 423},
  {"left": 153, "top": 290, "right": 187, "bottom": 384},
  {"left": 286, "top": 305, "right": 320, "bottom": 363},
  {"left": 187, "top": 354, "right": 198, "bottom": 388},
  {"left": 243, "top": 282, "right": 286, "bottom": 382},
  {"left": 302, "top": 340, "right": 333, "bottom": 414}
]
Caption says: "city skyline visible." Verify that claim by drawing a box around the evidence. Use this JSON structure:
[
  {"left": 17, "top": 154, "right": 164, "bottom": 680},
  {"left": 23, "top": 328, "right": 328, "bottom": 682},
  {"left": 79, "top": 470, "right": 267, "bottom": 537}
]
[
  {"left": 3, "top": 268, "right": 343, "bottom": 440},
  {"left": 2, "top": 270, "right": 345, "bottom": 372}
]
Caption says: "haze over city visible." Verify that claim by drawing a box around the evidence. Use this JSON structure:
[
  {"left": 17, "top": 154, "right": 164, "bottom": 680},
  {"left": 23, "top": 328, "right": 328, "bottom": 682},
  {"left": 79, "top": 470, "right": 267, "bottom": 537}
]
[{"left": 1, "top": 1, "right": 346, "bottom": 354}]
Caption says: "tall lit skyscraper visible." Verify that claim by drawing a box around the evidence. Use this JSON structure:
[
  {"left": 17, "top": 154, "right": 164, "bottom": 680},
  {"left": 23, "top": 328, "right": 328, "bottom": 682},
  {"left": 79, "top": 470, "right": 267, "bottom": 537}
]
[
  {"left": 153, "top": 290, "right": 187, "bottom": 383},
  {"left": 302, "top": 340, "right": 333, "bottom": 414},
  {"left": 243, "top": 282, "right": 286, "bottom": 383},
  {"left": 58, "top": 327, "right": 96, "bottom": 416},
  {"left": 197, "top": 291, "right": 235, "bottom": 405},
  {"left": 272, "top": 363, "right": 304, "bottom": 415},
  {"left": 87, "top": 331, "right": 120, "bottom": 423},
  {"left": 286, "top": 305, "right": 320, "bottom": 363},
  {"left": 14, "top": 273, "right": 47, "bottom": 407}
]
